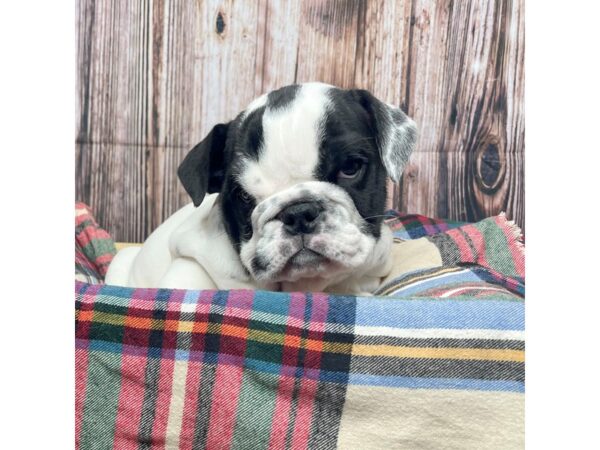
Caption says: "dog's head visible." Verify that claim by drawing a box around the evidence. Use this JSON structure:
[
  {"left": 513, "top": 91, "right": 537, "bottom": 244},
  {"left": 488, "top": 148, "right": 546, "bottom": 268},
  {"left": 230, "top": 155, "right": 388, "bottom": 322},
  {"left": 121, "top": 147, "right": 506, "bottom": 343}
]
[{"left": 178, "top": 83, "right": 417, "bottom": 291}]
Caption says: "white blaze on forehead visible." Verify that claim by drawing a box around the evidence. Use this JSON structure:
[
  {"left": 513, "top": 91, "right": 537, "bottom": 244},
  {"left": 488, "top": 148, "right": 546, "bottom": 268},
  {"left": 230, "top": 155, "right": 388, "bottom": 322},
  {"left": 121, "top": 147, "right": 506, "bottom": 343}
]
[{"left": 239, "top": 83, "right": 332, "bottom": 200}]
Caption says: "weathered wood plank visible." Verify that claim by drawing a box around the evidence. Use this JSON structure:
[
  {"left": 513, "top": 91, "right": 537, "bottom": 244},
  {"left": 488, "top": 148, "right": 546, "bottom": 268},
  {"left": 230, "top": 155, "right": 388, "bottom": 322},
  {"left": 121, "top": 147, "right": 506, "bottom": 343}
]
[
  {"left": 76, "top": 0, "right": 271, "bottom": 234},
  {"left": 400, "top": 1, "right": 524, "bottom": 224},
  {"left": 254, "top": 0, "right": 302, "bottom": 93},
  {"left": 294, "top": 0, "right": 364, "bottom": 87},
  {"left": 395, "top": 0, "right": 524, "bottom": 227},
  {"left": 76, "top": 142, "right": 148, "bottom": 243},
  {"left": 354, "top": 0, "right": 412, "bottom": 106}
]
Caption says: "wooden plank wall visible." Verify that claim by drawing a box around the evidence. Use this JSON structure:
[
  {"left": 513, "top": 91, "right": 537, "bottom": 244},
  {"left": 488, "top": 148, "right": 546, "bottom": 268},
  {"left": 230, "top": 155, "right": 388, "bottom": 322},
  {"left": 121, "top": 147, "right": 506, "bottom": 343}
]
[{"left": 76, "top": 0, "right": 524, "bottom": 242}]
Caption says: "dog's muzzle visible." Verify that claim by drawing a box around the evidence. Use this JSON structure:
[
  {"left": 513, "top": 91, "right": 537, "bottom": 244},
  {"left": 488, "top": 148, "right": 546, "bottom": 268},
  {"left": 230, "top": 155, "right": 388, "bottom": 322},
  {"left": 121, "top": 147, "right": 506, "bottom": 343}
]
[{"left": 239, "top": 181, "right": 377, "bottom": 283}]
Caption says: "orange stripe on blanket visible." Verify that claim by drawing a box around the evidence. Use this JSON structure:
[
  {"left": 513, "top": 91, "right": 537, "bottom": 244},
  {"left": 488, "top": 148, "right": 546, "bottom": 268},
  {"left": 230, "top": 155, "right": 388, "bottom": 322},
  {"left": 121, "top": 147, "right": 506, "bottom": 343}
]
[
  {"left": 351, "top": 344, "right": 524, "bottom": 363},
  {"left": 125, "top": 316, "right": 153, "bottom": 329},
  {"left": 78, "top": 310, "right": 94, "bottom": 322}
]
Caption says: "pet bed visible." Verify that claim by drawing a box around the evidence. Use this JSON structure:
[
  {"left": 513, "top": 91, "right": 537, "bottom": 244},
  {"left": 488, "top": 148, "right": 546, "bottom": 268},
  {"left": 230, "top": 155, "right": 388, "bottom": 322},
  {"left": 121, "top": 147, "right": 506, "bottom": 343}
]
[{"left": 75, "top": 203, "right": 524, "bottom": 449}]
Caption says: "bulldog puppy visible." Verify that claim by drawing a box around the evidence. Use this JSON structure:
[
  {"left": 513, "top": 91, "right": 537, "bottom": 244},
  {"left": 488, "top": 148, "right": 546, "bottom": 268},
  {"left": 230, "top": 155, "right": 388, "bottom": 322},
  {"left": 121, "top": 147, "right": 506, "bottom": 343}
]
[{"left": 105, "top": 82, "right": 417, "bottom": 294}]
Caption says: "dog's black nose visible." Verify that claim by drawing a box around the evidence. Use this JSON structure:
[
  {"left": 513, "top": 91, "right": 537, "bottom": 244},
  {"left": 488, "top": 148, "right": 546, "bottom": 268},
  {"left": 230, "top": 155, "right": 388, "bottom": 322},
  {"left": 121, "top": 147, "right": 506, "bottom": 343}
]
[{"left": 277, "top": 201, "right": 324, "bottom": 235}]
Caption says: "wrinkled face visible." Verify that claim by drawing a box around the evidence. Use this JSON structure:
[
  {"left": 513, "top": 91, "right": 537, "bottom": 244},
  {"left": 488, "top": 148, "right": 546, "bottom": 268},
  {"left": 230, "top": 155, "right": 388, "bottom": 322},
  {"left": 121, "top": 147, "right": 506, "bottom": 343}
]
[{"left": 178, "top": 83, "right": 417, "bottom": 288}]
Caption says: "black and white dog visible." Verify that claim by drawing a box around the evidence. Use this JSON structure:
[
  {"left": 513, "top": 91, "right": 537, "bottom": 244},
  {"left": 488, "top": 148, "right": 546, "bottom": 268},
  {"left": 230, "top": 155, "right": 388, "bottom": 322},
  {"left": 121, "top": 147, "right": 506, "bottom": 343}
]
[{"left": 105, "top": 83, "right": 417, "bottom": 294}]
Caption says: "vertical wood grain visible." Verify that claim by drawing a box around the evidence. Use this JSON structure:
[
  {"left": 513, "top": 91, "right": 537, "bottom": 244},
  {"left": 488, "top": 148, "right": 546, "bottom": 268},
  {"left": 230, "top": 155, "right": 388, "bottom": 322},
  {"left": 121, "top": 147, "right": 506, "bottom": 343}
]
[
  {"left": 76, "top": 142, "right": 148, "bottom": 242},
  {"left": 294, "top": 0, "right": 364, "bottom": 88},
  {"left": 76, "top": 0, "right": 525, "bottom": 242},
  {"left": 254, "top": 0, "right": 302, "bottom": 93},
  {"left": 395, "top": 0, "right": 524, "bottom": 226}
]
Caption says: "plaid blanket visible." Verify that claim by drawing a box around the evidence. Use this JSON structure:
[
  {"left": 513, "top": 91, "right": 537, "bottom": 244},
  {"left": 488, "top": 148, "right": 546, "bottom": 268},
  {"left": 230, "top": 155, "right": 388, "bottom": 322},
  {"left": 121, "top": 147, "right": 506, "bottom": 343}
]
[
  {"left": 76, "top": 203, "right": 116, "bottom": 284},
  {"left": 75, "top": 208, "right": 525, "bottom": 449},
  {"left": 378, "top": 212, "right": 524, "bottom": 299}
]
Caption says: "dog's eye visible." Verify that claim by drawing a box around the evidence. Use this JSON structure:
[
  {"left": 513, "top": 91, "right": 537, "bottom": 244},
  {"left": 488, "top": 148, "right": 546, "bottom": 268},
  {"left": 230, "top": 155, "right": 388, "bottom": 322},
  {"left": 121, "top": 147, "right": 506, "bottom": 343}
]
[
  {"left": 239, "top": 190, "right": 252, "bottom": 204},
  {"left": 338, "top": 159, "right": 365, "bottom": 180}
]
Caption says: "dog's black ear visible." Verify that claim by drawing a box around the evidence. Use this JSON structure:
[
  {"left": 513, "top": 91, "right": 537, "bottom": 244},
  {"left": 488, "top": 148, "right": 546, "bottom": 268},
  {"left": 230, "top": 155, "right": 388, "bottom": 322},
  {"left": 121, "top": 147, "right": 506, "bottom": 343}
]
[
  {"left": 178, "top": 123, "right": 230, "bottom": 206},
  {"left": 350, "top": 89, "right": 418, "bottom": 182}
]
